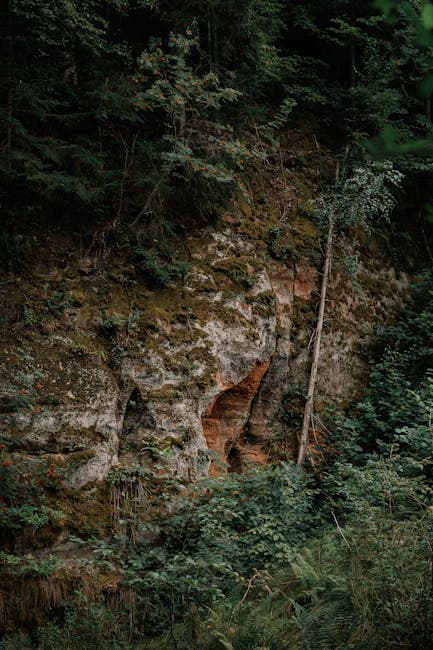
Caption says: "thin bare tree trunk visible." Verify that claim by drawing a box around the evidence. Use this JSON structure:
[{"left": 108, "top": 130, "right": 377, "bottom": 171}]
[
  {"left": 349, "top": 0, "right": 356, "bottom": 112},
  {"left": 350, "top": 43, "right": 356, "bottom": 112},
  {"left": 297, "top": 165, "right": 339, "bottom": 467},
  {"left": 117, "top": 133, "right": 137, "bottom": 225},
  {"left": 211, "top": 4, "right": 218, "bottom": 66},
  {"left": 7, "top": 0, "right": 13, "bottom": 169},
  {"left": 207, "top": 7, "right": 212, "bottom": 67}
]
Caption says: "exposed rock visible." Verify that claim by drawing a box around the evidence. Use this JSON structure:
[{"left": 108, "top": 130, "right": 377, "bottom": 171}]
[
  {"left": 0, "top": 229, "right": 410, "bottom": 490},
  {"left": 0, "top": 152, "right": 411, "bottom": 493},
  {"left": 202, "top": 358, "right": 271, "bottom": 475}
]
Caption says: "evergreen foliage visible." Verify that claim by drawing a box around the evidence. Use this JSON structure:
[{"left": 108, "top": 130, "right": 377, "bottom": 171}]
[{"left": 3, "top": 0, "right": 433, "bottom": 227}]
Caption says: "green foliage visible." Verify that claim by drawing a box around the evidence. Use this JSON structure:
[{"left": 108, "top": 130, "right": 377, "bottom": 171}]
[
  {"left": 332, "top": 273, "right": 433, "bottom": 464},
  {"left": 0, "top": 444, "right": 65, "bottom": 540},
  {"left": 134, "top": 247, "right": 189, "bottom": 287},
  {"left": 0, "top": 0, "right": 123, "bottom": 218},
  {"left": 2, "top": 0, "right": 433, "bottom": 233},
  {"left": 315, "top": 160, "right": 404, "bottom": 233},
  {"left": 172, "top": 512, "right": 433, "bottom": 649},
  {"left": 0, "top": 600, "right": 132, "bottom": 649},
  {"left": 91, "top": 465, "right": 316, "bottom": 635},
  {"left": 0, "top": 552, "right": 59, "bottom": 578},
  {"left": 131, "top": 29, "right": 264, "bottom": 221},
  {"left": 358, "top": 0, "right": 433, "bottom": 180},
  {"left": 152, "top": 0, "right": 288, "bottom": 97}
]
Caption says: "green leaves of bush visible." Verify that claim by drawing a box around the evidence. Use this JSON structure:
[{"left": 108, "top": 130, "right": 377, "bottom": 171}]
[{"left": 103, "top": 465, "right": 316, "bottom": 632}]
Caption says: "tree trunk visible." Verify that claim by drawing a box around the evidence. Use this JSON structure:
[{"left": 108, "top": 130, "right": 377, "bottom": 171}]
[
  {"left": 350, "top": 43, "right": 356, "bottom": 111},
  {"left": 211, "top": 4, "right": 218, "bottom": 66},
  {"left": 350, "top": 0, "right": 356, "bottom": 112},
  {"left": 297, "top": 165, "right": 339, "bottom": 467},
  {"left": 207, "top": 4, "right": 218, "bottom": 68},
  {"left": 7, "top": 0, "right": 13, "bottom": 169},
  {"left": 207, "top": 7, "right": 212, "bottom": 67}
]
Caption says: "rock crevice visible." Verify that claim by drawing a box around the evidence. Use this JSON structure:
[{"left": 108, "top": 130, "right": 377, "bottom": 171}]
[{"left": 202, "top": 358, "right": 271, "bottom": 475}]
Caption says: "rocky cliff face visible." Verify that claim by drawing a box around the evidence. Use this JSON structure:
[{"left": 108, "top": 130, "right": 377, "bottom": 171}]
[
  {"left": 0, "top": 237, "right": 409, "bottom": 494},
  {"left": 0, "top": 137, "right": 411, "bottom": 514}
]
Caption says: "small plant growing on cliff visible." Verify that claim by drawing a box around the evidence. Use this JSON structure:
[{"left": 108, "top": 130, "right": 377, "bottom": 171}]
[
  {"left": 97, "top": 310, "right": 141, "bottom": 367},
  {"left": 0, "top": 443, "right": 65, "bottom": 548},
  {"left": 46, "top": 290, "right": 73, "bottom": 313},
  {"left": 97, "top": 309, "right": 140, "bottom": 336},
  {"left": 268, "top": 225, "right": 299, "bottom": 261},
  {"left": 5, "top": 349, "right": 46, "bottom": 424},
  {"left": 134, "top": 247, "right": 190, "bottom": 287},
  {"left": 0, "top": 551, "right": 59, "bottom": 578}
]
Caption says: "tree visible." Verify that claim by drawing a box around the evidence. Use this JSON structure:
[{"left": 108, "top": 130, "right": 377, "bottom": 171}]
[
  {"left": 0, "top": 0, "right": 129, "bottom": 219},
  {"left": 130, "top": 29, "right": 264, "bottom": 225},
  {"left": 297, "top": 160, "right": 403, "bottom": 467}
]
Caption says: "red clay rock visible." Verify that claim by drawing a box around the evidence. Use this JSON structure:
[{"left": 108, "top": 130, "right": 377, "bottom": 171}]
[{"left": 202, "top": 359, "right": 270, "bottom": 475}]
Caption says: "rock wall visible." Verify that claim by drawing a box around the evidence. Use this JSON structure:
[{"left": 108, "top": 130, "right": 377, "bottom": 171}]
[
  {"left": 0, "top": 138, "right": 412, "bottom": 494},
  {"left": 0, "top": 232, "right": 409, "bottom": 489}
]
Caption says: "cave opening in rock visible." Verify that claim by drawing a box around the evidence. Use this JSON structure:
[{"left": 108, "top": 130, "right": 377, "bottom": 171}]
[
  {"left": 227, "top": 446, "right": 242, "bottom": 474},
  {"left": 119, "top": 387, "right": 155, "bottom": 464}
]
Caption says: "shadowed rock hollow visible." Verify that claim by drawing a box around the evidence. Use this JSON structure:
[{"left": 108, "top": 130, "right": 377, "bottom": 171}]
[{"left": 202, "top": 359, "right": 271, "bottom": 475}]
